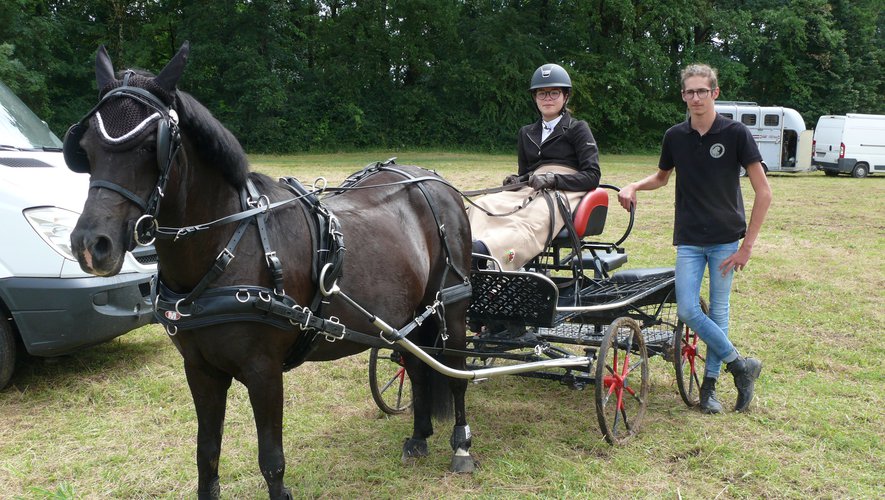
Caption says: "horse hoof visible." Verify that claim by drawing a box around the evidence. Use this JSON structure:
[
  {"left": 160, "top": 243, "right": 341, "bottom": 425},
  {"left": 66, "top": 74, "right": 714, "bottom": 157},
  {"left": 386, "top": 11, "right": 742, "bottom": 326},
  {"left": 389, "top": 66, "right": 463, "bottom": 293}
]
[
  {"left": 401, "top": 437, "right": 429, "bottom": 463},
  {"left": 450, "top": 454, "right": 476, "bottom": 473}
]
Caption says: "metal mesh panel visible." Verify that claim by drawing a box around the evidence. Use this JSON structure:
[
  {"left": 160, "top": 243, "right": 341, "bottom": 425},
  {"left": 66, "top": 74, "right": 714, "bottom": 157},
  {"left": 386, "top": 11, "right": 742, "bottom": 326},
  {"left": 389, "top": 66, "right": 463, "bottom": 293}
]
[{"left": 468, "top": 271, "right": 558, "bottom": 327}]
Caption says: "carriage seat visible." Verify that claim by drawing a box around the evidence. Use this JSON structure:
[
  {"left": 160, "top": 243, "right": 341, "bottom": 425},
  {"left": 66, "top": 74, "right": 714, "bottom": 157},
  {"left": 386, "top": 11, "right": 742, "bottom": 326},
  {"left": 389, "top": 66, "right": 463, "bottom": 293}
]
[
  {"left": 610, "top": 267, "right": 674, "bottom": 283},
  {"left": 551, "top": 188, "right": 609, "bottom": 242}
]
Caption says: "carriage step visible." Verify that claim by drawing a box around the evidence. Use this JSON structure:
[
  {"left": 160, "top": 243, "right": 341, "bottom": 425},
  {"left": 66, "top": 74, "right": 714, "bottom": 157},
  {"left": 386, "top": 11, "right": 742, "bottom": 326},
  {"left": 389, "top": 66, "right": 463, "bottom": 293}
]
[{"left": 577, "top": 250, "right": 628, "bottom": 274}]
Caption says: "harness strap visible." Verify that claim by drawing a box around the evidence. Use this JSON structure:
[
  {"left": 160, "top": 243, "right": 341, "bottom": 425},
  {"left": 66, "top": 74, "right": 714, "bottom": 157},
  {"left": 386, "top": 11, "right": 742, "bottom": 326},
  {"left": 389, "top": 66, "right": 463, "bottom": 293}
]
[
  {"left": 253, "top": 296, "right": 345, "bottom": 339},
  {"left": 176, "top": 217, "right": 252, "bottom": 309},
  {"left": 246, "top": 179, "right": 286, "bottom": 296},
  {"left": 89, "top": 179, "right": 148, "bottom": 212}
]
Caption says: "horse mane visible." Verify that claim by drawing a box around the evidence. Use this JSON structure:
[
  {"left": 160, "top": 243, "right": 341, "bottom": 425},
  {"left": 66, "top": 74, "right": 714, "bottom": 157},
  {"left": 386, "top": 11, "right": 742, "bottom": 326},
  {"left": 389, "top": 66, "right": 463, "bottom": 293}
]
[{"left": 175, "top": 90, "right": 250, "bottom": 188}]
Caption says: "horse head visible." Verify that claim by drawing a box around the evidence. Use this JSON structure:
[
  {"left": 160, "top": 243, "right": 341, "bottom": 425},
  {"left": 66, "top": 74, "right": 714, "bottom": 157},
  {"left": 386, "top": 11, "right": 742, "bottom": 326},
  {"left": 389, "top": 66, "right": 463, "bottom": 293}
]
[{"left": 67, "top": 42, "right": 189, "bottom": 276}]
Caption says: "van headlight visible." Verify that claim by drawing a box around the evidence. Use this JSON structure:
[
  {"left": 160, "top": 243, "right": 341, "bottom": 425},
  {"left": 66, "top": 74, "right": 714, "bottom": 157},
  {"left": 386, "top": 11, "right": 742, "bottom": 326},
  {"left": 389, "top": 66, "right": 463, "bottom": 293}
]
[{"left": 23, "top": 207, "right": 80, "bottom": 261}]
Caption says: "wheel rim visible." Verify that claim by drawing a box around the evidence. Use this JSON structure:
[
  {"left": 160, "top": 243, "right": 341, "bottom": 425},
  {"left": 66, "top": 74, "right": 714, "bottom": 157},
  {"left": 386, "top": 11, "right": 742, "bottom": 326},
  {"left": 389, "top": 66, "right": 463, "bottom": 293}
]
[
  {"left": 595, "top": 317, "right": 648, "bottom": 445},
  {"left": 673, "top": 299, "right": 708, "bottom": 407},
  {"left": 368, "top": 348, "right": 412, "bottom": 414}
]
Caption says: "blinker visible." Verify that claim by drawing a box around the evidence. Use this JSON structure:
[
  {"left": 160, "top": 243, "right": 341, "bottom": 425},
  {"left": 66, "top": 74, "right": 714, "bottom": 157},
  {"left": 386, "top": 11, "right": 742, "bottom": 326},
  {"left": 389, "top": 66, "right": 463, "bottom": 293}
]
[{"left": 63, "top": 122, "right": 91, "bottom": 173}]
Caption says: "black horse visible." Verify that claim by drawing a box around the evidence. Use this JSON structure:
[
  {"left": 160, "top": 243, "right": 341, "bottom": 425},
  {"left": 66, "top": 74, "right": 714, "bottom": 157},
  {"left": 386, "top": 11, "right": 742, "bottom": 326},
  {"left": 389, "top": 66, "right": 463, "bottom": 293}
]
[{"left": 66, "top": 42, "right": 475, "bottom": 499}]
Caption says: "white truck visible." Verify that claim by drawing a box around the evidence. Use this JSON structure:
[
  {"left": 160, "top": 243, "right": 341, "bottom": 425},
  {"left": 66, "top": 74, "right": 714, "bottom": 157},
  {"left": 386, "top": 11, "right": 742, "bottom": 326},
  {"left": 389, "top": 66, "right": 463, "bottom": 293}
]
[
  {"left": 0, "top": 81, "right": 157, "bottom": 389},
  {"left": 812, "top": 113, "right": 885, "bottom": 178},
  {"left": 714, "top": 101, "right": 814, "bottom": 175}
]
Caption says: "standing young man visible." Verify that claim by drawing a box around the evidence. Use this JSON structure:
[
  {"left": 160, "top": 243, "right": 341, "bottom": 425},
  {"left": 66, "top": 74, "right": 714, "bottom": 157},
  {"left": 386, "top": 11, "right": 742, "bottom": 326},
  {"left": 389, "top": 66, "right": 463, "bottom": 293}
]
[{"left": 618, "top": 64, "right": 772, "bottom": 413}]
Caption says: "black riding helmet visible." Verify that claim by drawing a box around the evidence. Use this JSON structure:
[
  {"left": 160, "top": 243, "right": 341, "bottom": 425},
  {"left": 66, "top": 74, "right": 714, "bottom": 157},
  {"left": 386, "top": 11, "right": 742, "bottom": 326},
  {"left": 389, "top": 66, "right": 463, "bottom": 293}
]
[{"left": 529, "top": 63, "right": 572, "bottom": 115}]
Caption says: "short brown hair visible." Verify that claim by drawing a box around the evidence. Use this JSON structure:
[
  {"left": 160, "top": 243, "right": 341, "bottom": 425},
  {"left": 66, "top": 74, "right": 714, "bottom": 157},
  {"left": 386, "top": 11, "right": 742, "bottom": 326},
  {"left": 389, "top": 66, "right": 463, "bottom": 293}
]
[{"left": 681, "top": 64, "right": 718, "bottom": 90}]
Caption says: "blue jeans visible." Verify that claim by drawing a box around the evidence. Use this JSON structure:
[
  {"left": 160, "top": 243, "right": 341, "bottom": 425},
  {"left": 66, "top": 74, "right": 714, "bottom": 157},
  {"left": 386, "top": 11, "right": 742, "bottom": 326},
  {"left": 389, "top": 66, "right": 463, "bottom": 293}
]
[{"left": 675, "top": 242, "right": 740, "bottom": 378}]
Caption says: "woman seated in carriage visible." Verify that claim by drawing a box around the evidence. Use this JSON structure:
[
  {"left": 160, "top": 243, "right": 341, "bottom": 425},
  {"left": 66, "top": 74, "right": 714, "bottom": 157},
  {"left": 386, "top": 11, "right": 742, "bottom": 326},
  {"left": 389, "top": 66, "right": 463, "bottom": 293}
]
[{"left": 469, "top": 63, "right": 601, "bottom": 272}]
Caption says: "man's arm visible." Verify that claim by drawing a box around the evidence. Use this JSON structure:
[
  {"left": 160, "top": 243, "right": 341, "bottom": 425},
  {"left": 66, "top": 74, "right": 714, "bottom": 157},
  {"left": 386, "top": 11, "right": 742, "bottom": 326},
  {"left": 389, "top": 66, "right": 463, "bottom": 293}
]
[
  {"left": 617, "top": 168, "right": 672, "bottom": 211},
  {"left": 719, "top": 161, "right": 772, "bottom": 275}
]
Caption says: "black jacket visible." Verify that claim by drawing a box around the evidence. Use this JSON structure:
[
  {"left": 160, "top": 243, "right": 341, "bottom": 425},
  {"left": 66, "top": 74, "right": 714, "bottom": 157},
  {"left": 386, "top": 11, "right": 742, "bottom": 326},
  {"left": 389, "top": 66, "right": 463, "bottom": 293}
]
[{"left": 516, "top": 112, "right": 601, "bottom": 192}]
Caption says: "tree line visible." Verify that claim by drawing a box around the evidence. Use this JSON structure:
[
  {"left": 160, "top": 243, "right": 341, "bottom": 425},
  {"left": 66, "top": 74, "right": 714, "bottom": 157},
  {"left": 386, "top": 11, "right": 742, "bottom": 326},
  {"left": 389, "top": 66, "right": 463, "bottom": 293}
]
[{"left": 1, "top": 0, "right": 882, "bottom": 154}]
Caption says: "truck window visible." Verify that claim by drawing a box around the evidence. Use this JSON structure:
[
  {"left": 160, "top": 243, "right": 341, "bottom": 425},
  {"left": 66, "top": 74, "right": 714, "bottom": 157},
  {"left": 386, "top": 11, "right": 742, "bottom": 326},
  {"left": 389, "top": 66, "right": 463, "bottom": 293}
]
[
  {"left": 719, "top": 112, "right": 733, "bottom": 119},
  {"left": 764, "top": 114, "right": 779, "bottom": 126},
  {"left": 741, "top": 114, "right": 757, "bottom": 126}
]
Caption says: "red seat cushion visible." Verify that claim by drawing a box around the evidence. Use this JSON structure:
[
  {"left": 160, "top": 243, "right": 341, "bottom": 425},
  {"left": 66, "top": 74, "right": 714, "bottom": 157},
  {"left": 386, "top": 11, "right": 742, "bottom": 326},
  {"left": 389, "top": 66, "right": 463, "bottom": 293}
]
[{"left": 572, "top": 188, "right": 608, "bottom": 238}]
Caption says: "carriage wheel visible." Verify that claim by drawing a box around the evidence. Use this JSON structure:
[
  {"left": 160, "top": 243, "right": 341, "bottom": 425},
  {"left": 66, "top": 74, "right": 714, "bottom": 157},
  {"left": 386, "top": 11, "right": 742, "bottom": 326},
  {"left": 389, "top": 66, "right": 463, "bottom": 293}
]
[
  {"left": 594, "top": 317, "right": 648, "bottom": 445},
  {"left": 368, "top": 348, "right": 412, "bottom": 415},
  {"left": 673, "top": 298, "right": 709, "bottom": 407}
]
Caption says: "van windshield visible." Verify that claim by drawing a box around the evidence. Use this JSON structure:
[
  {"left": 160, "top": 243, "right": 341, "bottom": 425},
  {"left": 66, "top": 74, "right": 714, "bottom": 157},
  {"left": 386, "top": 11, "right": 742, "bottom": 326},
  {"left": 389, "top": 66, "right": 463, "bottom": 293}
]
[{"left": 0, "top": 81, "right": 63, "bottom": 150}]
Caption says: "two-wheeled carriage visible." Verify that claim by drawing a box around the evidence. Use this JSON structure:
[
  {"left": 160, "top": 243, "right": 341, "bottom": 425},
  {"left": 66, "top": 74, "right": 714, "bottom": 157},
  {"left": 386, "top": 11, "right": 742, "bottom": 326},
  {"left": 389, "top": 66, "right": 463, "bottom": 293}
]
[{"left": 369, "top": 185, "right": 709, "bottom": 444}]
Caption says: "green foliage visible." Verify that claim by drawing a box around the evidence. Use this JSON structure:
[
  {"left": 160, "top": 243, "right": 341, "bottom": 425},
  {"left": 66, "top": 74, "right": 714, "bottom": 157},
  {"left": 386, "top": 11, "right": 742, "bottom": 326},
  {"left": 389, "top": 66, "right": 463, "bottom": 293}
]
[{"left": 0, "top": 0, "right": 881, "bottom": 152}]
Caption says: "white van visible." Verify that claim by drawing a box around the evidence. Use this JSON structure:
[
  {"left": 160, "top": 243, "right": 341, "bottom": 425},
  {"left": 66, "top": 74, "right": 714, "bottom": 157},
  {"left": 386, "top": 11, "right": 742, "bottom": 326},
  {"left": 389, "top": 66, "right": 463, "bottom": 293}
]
[
  {"left": 812, "top": 114, "right": 885, "bottom": 178},
  {"left": 715, "top": 102, "right": 814, "bottom": 175},
  {"left": 0, "top": 81, "right": 157, "bottom": 389}
]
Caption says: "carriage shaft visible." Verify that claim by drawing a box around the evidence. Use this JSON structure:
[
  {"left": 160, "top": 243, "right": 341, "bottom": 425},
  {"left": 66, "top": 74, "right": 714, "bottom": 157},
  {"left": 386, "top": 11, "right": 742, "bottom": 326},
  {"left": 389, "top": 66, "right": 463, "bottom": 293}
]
[{"left": 395, "top": 337, "right": 592, "bottom": 380}]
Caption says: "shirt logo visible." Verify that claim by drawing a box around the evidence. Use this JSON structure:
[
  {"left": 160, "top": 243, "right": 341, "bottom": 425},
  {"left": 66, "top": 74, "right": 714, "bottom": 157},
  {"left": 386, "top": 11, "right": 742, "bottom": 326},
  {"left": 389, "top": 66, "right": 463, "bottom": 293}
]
[{"left": 710, "top": 143, "right": 725, "bottom": 158}]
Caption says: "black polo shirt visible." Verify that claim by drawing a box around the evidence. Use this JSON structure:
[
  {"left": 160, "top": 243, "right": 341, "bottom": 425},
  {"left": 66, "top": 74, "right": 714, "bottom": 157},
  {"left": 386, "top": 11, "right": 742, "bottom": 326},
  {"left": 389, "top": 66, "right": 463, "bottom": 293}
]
[{"left": 658, "top": 114, "right": 762, "bottom": 246}]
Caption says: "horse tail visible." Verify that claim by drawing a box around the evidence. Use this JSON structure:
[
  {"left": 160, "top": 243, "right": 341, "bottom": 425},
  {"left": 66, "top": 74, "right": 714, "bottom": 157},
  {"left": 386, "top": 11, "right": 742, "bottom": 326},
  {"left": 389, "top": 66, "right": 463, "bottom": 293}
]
[{"left": 429, "top": 362, "right": 454, "bottom": 420}]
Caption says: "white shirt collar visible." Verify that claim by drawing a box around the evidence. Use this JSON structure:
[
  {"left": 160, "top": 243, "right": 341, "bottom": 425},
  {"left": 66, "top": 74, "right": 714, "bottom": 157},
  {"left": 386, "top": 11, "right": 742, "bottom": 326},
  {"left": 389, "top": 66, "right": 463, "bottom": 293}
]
[{"left": 541, "top": 115, "right": 562, "bottom": 142}]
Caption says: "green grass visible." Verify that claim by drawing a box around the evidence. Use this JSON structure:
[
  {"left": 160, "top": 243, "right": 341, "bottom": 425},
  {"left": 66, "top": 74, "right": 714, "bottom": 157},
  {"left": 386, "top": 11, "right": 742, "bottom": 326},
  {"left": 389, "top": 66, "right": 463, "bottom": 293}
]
[{"left": 2, "top": 152, "right": 883, "bottom": 498}]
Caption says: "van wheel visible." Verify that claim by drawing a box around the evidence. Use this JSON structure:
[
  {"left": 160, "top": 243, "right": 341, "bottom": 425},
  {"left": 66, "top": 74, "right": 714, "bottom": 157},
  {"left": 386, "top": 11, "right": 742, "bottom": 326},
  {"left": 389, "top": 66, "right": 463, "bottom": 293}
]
[
  {"left": 824, "top": 170, "right": 839, "bottom": 177},
  {"left": 0, "top": 317, "right": 16, "bottom": 390},
  {"left": 852, "top": 163, "right": 869, "bottom": 178}
]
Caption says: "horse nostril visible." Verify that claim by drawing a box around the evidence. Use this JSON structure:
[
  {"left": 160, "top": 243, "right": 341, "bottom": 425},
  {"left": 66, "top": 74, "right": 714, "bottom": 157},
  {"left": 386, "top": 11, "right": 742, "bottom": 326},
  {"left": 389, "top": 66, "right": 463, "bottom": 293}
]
[{"left": 91, "top": 235, "right": 113, "bottom": 259}]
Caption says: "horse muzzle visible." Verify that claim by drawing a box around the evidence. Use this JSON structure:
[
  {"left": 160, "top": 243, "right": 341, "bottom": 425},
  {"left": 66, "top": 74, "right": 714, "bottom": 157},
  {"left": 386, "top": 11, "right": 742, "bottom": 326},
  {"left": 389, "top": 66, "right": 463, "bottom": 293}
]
[{"left": 70, "top": 224, "right": 130, "bottom": 277}]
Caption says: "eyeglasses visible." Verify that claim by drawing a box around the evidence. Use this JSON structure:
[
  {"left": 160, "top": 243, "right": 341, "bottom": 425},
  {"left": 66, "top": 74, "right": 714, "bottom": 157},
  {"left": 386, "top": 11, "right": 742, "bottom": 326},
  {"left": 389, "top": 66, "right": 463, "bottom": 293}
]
[
  {"left": 682, "top": 88, "right": 712, "bottom": 100},
  {"left": 535, "top": 89, "right": 563, "bottom": 100}
]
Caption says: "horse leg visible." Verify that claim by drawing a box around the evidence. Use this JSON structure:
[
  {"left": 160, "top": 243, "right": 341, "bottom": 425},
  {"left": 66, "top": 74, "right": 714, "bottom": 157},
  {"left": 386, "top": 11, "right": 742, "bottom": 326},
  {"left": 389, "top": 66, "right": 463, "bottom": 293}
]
[
  {"left": 184, "top": 363, "right": 232, "bottom": 500},
  {"left": 244, "top": 367, "right": 292, "bottom": 500},
  {"left": 401, "top": 352, "right": 432, "bottom": 462},
  {"left": 447, "top": 359, "right": 475, "bottom": 472}
]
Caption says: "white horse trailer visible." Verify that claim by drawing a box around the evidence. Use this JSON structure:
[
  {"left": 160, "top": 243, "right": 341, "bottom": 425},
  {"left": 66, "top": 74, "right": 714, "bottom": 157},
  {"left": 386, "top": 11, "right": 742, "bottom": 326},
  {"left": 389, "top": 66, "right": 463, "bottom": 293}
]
[{"left": 715, "top": 101, "right": 813, "bottom": 175}]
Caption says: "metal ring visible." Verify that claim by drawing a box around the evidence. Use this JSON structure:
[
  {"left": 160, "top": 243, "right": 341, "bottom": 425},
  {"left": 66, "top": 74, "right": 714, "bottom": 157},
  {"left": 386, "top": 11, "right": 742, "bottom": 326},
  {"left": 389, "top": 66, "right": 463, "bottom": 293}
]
[
  {"left": 258, "top": 291, "right": 272, "bottom": 302},
  {"left": 166, "top": 324, "right": 178, "bottom": 336},
  {"left": 133, "top": 214, "right": 158, "bottom": 246},
  {"left": 236, "top": 289, "right": 251, "bottom": 303},
  {"left": 318, "top": 263, "right": 340, "bottom": 296},
  {"left": 173, "top": 298, "right": 192, "bottom": 317},
  {"left": 313, "top": 177, "right": 327, "bottom": 191},
  {"left": 300, "top": 309, "right": 312, "bottom": 331},
  {"left": 289, "top": 304, "right": 302, "bottom": 326}
]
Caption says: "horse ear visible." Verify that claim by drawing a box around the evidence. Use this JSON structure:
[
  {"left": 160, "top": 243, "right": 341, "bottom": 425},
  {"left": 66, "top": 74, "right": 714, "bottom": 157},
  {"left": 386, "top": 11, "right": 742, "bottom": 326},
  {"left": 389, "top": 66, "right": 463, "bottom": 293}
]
[
  {"left": 154, "top": 41, "right": 190, "bottom": 92},
  {"left": 95, "top": 45, "right": 116, "bottom": 91}
]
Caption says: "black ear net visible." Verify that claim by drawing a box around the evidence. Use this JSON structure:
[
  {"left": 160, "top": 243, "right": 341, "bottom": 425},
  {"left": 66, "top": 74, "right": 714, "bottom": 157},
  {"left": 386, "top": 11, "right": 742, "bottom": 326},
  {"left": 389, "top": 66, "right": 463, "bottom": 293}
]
[{"left": 62, "top": 85, "right": 176, "bottom": 174}]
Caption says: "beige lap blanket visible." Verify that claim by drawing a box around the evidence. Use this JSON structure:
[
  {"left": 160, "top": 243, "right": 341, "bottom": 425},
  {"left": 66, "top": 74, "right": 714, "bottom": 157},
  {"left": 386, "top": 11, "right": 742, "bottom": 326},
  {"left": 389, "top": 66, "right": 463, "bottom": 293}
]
[{"left": 467, "top": 165, "right": 585, "bottom": 271}]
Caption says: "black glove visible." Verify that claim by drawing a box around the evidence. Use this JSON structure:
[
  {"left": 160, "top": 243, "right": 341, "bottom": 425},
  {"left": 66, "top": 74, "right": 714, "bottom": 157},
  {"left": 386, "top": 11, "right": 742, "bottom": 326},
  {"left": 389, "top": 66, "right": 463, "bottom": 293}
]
[
  {"left": 529, "top": 172, "right": 556, "bottom": 190},
  {"left": 502, "top": 174, "right": 520, "bottom": 186}
]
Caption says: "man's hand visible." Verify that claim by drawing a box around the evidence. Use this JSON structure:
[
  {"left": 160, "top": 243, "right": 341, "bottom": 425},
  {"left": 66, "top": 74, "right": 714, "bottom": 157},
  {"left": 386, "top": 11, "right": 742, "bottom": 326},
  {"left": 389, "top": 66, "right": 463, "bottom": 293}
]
[
  {"left": 502, "top": 174, "right": 520, "bottom": 186},
  {"left": 719, "top": 245, "right": 752, "bottom": 276},
  {"left": 529, "top": 172, "right": 555, "bottom": 190},
  {"left": 618, "top": 184, "right": 636, "bottom": 211}
]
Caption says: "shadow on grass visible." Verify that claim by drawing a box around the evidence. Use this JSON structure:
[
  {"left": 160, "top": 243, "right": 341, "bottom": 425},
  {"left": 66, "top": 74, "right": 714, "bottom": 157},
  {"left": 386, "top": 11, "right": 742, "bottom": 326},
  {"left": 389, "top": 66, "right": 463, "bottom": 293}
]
[{"left": 4, "top": 324, "right": 171, "bottom": 394}]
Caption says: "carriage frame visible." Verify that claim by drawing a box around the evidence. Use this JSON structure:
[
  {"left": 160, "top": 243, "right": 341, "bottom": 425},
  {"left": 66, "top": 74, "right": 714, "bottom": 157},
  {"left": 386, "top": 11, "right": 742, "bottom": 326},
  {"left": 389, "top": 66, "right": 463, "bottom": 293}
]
[{"left": 367, "top": 185, "right": 709, "bottom": 445}]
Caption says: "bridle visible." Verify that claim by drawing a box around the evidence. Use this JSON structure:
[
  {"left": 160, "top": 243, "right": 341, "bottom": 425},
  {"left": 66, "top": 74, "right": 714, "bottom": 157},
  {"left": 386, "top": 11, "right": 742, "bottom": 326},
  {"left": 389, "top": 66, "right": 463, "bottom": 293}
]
[{"left": 63, "top": 71, "right": 182, "bottom": 249}]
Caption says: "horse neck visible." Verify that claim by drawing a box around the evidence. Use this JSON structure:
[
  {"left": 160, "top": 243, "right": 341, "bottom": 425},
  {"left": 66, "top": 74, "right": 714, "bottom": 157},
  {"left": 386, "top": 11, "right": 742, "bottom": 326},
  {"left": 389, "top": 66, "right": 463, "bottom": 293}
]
[{"left": 154, "top": 139, "right": 244, "bottom": 289}]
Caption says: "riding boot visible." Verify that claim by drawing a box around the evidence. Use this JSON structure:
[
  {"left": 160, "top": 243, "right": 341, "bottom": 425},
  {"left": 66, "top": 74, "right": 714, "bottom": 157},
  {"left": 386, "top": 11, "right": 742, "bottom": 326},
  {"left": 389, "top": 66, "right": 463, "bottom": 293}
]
[
  {"left": 699, "top": 377, "right": 723, "bottom": 414},
  {"left": 471, "top": 240, "right": 489, "bottom": 270},
  {"left": 727, "top": 356, "right": 763, "bottom": 412}
]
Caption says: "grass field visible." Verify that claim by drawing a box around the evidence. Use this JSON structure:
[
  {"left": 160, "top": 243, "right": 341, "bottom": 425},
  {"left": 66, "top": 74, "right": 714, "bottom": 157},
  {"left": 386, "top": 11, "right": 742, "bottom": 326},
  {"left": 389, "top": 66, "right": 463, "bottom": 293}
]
[{"left": 1, "top": 152, "right": 883, "bottom": 498}]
